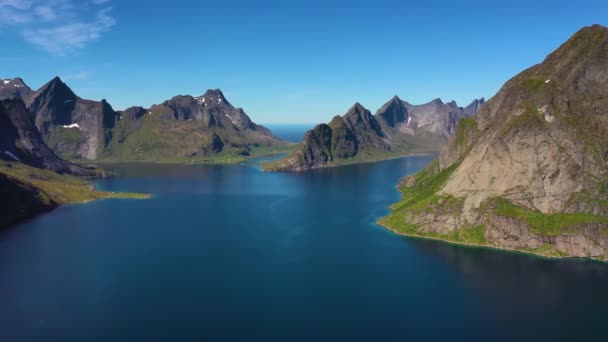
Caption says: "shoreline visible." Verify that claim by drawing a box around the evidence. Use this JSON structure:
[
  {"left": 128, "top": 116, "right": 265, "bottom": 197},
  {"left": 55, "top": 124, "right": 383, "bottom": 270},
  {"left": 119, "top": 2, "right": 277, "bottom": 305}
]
[
  {"left": 264, "top": 151, "right": 438, "bottom": 172},
  {"left": 80, "top": 148, "right": 296, "bottom": 166},
  {"left": 375, "top": 220, "right": 607, "bottom": 263}
]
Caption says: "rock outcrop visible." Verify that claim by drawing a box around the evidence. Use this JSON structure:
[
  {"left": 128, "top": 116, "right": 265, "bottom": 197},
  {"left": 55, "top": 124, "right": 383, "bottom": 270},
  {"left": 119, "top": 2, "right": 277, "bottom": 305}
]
[
  {"left": 381, "top": 25, "right": 608, "bottom": 260},
  {"left": 266, "top": 103, "right": 391, "bottom": 171}
]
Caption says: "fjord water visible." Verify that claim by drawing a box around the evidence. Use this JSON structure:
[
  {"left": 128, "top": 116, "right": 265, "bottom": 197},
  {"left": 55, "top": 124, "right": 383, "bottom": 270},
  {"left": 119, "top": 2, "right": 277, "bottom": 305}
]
[{"left": 1, "top": 146, "right": 608, "bottom": 340}]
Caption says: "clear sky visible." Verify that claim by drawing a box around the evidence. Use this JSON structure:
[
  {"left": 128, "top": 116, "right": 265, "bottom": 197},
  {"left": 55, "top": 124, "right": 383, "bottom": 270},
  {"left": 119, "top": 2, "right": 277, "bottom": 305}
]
[{"left": 1, "top": 0, "right": 607, "bottom": 123}]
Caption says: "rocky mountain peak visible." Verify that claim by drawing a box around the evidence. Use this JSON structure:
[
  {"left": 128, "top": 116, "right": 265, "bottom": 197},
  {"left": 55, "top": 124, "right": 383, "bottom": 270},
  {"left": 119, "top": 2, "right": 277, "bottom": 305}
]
[
  {"left": 1, "top": 77, "right": 28, "bottom": 87},
  {"left": 195, "top": 89, "right": 231, "bottom": 107},
  {"left": 0, "top": 77, "right": 33, "bottom": 100},
  {"left": 349, "top": 102, "right": 367, "bottom": 113},
  {"left": 375, "top": 95, "right": 409, "bottom": 128},
  {"left": 36, "top": 76, "right": 78, "bottom": 102},
  {"left": 463, "top": 98, "right": 486, "bottom": 116},
  {"left": 545, "top": 24, "right": 608, "bottom": 66}
]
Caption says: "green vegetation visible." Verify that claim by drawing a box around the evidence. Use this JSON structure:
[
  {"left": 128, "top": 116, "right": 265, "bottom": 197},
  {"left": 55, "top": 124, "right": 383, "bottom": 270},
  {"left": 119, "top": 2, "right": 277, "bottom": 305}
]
[
  {"left": 377, "top": 161, "right": 488, "bottom": 246},
  {"left": 392, "top": 160, "right": 460, "bottom": 211},
  {"left": 523, "top": 78, "right": 547, "bottom": 91},
  {"left": 46, "top": 126, "right": 87, "bottom": 159},
  {"left": 522, "top": 244, "right": 568, "bottom": 258},
  {"left": 380, "top": 214, "right": 488, "bottom": 247},
  {"left": 99, "top": 114, "right": 295, "bottom": 164},
  {"left": 489, "top": 197, "right": 605, "bottom": 235},
  {"left": 0, "top": 161, "right": 149, "bottom": 205},
  {"left": 454, "top": 117, "right": 478, "bottom": 148},
  {"left": 377, "top": 161, "right": 605, "bottom": 258},
  {"left": 262, "top": 145, "right": 428, "bottom": 171}
]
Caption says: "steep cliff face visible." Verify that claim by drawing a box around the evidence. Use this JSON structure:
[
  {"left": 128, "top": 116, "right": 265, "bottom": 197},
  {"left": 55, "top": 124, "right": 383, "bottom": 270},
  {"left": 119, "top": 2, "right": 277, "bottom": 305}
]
[
  {"left": 375, "top": 96, "right": 408, "bottom": 128},
  {"left": 381, "top": 25, "right": 608, "bottom": 260},
  {"left": 463, "top": 98, "right": 486, "bottom": 117},
  {"left": 265, "top": 103, "right": 391, "bottom": 171},
  {"left": 27, "top": 77, "right": 118, "bottom": 160},
  {"left": 0, "top": 99, "right": 100, "bottom": 177}
]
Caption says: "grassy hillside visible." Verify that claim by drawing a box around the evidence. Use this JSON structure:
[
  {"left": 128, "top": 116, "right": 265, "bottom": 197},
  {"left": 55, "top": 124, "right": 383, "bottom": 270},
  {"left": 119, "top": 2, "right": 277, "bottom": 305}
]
[
  {"left": 96, "top": 113, "right": 295, "bottom": 164},
  {"left": 0, "top": 161, "right": 149, "bottom": 205}
]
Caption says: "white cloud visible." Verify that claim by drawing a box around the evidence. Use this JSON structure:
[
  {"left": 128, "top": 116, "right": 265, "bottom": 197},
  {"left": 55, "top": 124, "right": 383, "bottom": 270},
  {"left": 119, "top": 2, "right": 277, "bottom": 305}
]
[{"left": 0, "top": 0, "right": 115, "bottom": 55}]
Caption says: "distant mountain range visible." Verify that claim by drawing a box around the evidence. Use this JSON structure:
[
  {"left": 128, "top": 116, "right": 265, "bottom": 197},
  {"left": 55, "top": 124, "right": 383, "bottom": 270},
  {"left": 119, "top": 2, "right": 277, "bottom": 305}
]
[
  {"left": 265, "top": 96, "right": 484, "bottom": 171},
  {"left": 0, "top": 77, "right": 289, "bottom": 163}
]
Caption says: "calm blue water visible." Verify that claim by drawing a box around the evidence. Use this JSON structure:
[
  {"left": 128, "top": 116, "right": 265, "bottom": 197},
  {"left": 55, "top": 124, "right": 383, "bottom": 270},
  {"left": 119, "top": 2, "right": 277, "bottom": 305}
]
[{"left": 1, "top": 144, "right": 608, "bottom": 340}]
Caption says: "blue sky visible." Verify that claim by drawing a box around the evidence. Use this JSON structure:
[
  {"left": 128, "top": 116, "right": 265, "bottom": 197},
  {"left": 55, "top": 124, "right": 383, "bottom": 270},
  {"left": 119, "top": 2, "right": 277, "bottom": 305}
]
[{"left": 1, "top": 0, "right": 606, "bottom": 123}]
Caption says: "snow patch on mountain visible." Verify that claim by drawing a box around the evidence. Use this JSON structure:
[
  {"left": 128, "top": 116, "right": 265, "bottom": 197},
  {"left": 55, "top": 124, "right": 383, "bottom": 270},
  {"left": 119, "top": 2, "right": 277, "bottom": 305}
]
[{"left": 62, "top": 123, "right": 81, "bottom": 129}]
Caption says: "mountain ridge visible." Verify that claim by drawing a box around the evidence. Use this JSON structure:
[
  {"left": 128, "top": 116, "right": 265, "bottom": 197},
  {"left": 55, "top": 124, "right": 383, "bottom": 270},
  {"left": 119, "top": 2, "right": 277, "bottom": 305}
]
[
  {"left": 266, "top": 96, "right": 484, "bottom": 171},
  {"left": 1, "top": 77, "right": 289, "bottom": 163}
]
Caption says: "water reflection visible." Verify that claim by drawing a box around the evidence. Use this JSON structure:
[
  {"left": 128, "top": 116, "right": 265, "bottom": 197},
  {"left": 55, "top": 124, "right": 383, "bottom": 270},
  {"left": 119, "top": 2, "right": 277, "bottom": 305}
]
[{"left": 407, "top": 237, "right": 608, "bottom": 338}]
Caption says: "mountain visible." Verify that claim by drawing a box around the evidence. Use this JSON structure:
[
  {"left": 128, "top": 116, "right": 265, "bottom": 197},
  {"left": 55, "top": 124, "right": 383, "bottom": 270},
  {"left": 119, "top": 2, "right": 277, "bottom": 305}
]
[
  {"left": 376, "top": 96, "right": 485, "bottom": 137},
  {"left": 380, "top": 25, "right": 608, "bottom": 261},
  {"left": 463, "top": 98, "right": 485, "bottom": 117},
  {"left": 375, "top": 96, "right": 410, "bottom": 129},
  {"left": 24, "top": 77, "right": 118, "bottom": 160},
  {"left": 106, "top": 89, "right": 287, "bottom": 162},
  {"left": 265, "top": 103, "right": 391, "bottom": 171},
  {"left": 401, "top": 98, "right": 465, "bottom": 137},
  {"left": 0, "top": 99, "right": 100, "bottom": 177},
  {"left": 0, "top": 78, "right": 32, "bottom": 100},
  {"left": 5, "top": 77, "right": 288, "bottom": 163},
  {"left": 268, "top": 96, "right": 484, "bottom": 171},
  {"left": 0, "top": 99, "right": 147, "bottom": 229}
]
